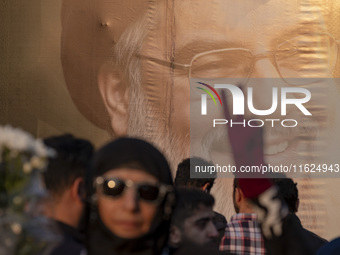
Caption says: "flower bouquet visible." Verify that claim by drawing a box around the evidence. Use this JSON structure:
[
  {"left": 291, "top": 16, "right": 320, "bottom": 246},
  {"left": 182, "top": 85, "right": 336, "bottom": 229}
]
[{"left": 0, "top": 125, "right": 58, "bottom": 255}]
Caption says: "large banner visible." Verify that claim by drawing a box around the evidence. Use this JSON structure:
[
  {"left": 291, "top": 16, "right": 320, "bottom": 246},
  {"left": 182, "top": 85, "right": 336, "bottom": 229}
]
[{"left": 1, "top": 0, "right": 340, "bottom": 240}]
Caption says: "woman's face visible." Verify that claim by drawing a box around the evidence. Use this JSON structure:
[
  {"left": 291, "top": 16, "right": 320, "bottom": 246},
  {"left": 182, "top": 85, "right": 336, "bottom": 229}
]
[{"left": 96, "top": 168, "right": 159, "bottom": 239}]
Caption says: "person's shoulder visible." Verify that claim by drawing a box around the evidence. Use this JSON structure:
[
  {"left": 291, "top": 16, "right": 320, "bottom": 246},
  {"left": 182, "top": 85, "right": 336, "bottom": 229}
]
[
  {"left": 302, "top": 227, "right": 328, "bottom": 247},
  {"left": 173, "top": 242, "right": 232, "bottom": 255},
  {"left": 289, "top": 214, "right": 328, "bottom": 247},
  {"left": 50, "top": 221, "right": 86, "bottom": 255},
  {"left": 50, "top": 243, "right": 86, "bottom": 255},
  {"left": 316, "top": 237, "right": 340, "bottom": 255},
  {"left": 229, "top": 213, "right": 257, "bottom": 223},
  {"left": 214, "top": 211, "right": 227, "bottom": 230}
]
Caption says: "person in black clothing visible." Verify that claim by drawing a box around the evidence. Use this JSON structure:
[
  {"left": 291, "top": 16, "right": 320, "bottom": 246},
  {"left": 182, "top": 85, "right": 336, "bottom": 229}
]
[
  {"left": 85, "top": 137, "right": 176, "bottom": 255},
  {"left": 175, "top": 158, "right": 216, "bottom": 193},
  {"left": 272, "top": 178, "right": 328, "bottom": 253},
  {"left": 43, "top": 134, "right": 94, "bottom": 255},
  {"left": 168, "top": 188, "right": 219, "bottom": 251},
  {"left": 317, "top": 237, "right": 340, "bottom": 255},
  {"left": 175, "top": 157, "right": 227, "bottom": 243}
]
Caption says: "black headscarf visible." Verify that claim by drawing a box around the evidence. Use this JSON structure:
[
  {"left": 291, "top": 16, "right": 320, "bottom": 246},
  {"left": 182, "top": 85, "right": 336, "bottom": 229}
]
[{"left": 84, "top": 137, "right": 175, "bottom": 255}]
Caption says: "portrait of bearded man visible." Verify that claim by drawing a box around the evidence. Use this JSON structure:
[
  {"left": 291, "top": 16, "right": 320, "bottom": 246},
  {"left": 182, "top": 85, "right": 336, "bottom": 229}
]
[{"left": 61, "top": 0, "right": 340, "bottom": 239}]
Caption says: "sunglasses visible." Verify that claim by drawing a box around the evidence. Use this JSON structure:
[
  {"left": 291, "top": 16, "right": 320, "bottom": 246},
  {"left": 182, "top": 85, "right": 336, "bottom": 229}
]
[{"left": 94, "top": 176, "right": 172, "bottom": 204}]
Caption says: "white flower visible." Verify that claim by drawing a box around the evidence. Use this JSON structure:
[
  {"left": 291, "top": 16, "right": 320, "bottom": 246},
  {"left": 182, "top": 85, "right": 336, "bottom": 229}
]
[
  {"left": 13, "top": 196, "right": 23, "bottom": 205},
  {"left": 30, "top": 156, "right": 45, "bottom": 170},
  {"left": 10, "top": 223, "right": 22, "bottom": 235},
  {"left": 34, "top": 139, "right": 55, "bottom": 158},
  {"left": 0, "top": 125, "right": 52, "bottom": 171},
  {"left": 23, "top": 162, "right": 33, "bottom": 174},
  {"left": 0, "top": 125, "right": 35, "bottom": 152}
]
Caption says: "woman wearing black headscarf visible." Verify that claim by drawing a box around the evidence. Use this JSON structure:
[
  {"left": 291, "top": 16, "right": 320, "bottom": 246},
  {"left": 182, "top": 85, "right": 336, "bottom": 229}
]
[{"left": 84, "top": 137, "right": 175, "bottom": 255}]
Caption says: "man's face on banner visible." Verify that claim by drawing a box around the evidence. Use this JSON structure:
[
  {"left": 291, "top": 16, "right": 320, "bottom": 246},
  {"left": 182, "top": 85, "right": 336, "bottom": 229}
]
[
  {"left": 61, "top": 0, "right": 339, "bottom": 235},
  {"left": 126, "top": 0, "right": 338, "bottom": 169},
  {"left": 62, "top": 0, "right": 338, "bottom": 171}
]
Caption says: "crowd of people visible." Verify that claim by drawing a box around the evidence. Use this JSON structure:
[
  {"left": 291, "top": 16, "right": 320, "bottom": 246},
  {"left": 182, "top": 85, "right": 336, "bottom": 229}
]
[
  {"left": 2, "top": 131, "right": 335, "bottom": 255},
  {"left": 2, "top": 0, "right": 340, "bottom": 254}
]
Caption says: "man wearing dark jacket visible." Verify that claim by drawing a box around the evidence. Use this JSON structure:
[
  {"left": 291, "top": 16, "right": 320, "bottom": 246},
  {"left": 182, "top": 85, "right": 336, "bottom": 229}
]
[
  {"left": 43, "top": 135, "right": 93, "bottom": 255},
  {"left": 175, "top": 157, "right": 227, "bottom": 244},
  {"left": 272, "top": 178, "right": 328, "bottom": 254}
]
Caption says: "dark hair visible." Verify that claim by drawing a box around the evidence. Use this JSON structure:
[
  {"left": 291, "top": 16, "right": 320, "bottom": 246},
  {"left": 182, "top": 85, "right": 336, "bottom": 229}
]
[
  {"left": 272, "top": 178, "right": 299, "bottom": 213},
  {"left": 172, "top": 188, "right": 215, "bottom": 228},
  {"left": 233, "top": 178, "right": 239, "bottom": 189},
  {"left": 43, "top": 134, "right": 93, "bottom": 197},
  {"left": 175, "top": 157, "right": 215, "bottom": 192}
]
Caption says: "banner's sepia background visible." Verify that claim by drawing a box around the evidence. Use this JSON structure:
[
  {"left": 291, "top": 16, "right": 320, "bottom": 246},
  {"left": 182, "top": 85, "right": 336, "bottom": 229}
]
[
  {"left": 1, "top": 0, "right": 340, "bottom": 241},
  {"left": 0, "top": 1, "right": 110, "bottom": 146}
]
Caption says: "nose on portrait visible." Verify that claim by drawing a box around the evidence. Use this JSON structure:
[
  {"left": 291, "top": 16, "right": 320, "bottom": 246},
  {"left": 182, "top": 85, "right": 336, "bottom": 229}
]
[{"left": 245, "top": 58, "right": 292, "bottom": 117}]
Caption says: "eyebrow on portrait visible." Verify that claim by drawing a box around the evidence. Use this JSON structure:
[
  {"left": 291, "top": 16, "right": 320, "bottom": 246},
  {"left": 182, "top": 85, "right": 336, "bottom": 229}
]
[
  {"left": 273, "top": 23, "right": 329, "bottom": 46},
  {"left": 174, "top": 41, "right": 244, "bottom": 64}
]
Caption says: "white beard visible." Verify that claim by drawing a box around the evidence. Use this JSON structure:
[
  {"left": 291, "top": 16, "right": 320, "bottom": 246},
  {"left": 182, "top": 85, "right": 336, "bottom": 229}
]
[{"left": 126, "top": 79, "right": 189, "bottom": 175}]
